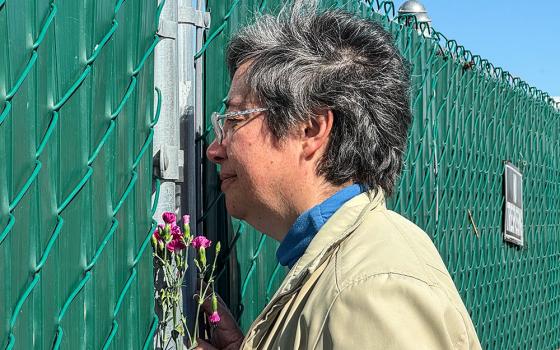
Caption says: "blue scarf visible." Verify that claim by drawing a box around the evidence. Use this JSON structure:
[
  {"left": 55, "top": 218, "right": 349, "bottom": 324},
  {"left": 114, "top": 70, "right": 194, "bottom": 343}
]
[{"left": 276, "top": 184, "right": 365, "bottom": 268}]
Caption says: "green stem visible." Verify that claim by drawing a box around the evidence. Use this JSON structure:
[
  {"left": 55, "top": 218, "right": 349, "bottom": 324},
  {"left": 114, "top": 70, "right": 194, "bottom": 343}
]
[{"left": 191, "top": 274, "right": 205, "bottom": 346}]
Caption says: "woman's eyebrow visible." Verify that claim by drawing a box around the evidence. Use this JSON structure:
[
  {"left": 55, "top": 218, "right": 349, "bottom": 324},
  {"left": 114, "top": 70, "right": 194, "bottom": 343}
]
[{"left": 224, "top": 99, "right": 243, "bottom": 110}]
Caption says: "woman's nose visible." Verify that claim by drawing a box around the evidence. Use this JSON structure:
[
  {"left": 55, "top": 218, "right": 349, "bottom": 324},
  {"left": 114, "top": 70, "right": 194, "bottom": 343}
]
[{"left": 206, "top": 139, "right": 227, "bottom": 164}]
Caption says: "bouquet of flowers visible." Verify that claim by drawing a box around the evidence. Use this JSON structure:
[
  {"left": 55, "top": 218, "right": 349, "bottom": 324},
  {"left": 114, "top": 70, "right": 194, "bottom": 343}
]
[{"left": 151, "top": 211, "right": 221, "bottom": 349}]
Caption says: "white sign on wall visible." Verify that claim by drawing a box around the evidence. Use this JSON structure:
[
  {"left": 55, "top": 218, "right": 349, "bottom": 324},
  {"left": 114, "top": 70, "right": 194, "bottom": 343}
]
[{"left": 504, "top": 162, "right": 523, "bottom": 246}]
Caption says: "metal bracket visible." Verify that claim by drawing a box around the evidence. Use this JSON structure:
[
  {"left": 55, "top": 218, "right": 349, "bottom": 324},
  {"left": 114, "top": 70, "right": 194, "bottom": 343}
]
[
  {"left": 158, "top": 19, "right": 178, "bottom": 39},
  {"left": 157, "top": 8, "right": 210, "bottom": 39},
  {"left": 179, "top": 7, "right": 211, "bottom": 29},
  {"left": 153, "top": 145, "right": 183, "bottom": 181}
]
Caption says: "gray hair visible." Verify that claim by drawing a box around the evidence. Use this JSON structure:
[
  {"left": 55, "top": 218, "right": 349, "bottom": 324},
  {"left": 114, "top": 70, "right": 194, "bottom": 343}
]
[{"left": 226, "top": 7, "right": 411, "bottom": 196}]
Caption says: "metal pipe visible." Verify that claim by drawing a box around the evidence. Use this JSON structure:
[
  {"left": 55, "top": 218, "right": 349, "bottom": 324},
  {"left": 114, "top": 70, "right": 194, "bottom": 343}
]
[{"left": 179, "top": 0, "right": 198, "bottom": 342}]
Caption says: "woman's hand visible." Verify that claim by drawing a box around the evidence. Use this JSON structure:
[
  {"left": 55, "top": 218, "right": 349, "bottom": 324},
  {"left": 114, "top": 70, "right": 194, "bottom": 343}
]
[{"left": 195, "top": 292, "right": 244, "bottom": 350}]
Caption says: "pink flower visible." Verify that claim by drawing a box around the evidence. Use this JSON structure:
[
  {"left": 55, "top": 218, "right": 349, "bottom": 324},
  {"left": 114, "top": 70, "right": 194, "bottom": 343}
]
[
  {"left": 166, "top": 237, "right": 187, "bottom": 252},
  {"left": 162, "top": 212, "right": 176, "bottom": 224},
  {"left": 182, "top": 215, "right": 190, "bottom": 225},
  {"left": 191, "top": 236, "right": 212, "bottom": 249},
  {"left": 208, "top": 311, "right": 220, "bottom": 324},
  {"left": 153, "top": 224, "right": 165, "bottom": 240},
  {"left": 171, "top": 224, "right": 181, "bottom": 237}
]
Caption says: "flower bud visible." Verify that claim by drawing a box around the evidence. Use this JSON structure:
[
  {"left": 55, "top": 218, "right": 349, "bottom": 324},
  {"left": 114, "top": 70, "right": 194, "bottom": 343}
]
[
  {"left": 163, "top": 224, "right": 171, "bottom": 242},
  {"left": 199, "top": 247, "right": 207, "bottom": 266},
  {"left": 215, "top": 241, "right": 221, "bottom": 255},
  {"left": 183, "top": 223, "right": 190, "bottom": 240},
  {"left": 158, "top": 240, "right": 165, "bottom": 252},
  {"left": 212, "top": 293, "right": 218, "bottom": 312}
]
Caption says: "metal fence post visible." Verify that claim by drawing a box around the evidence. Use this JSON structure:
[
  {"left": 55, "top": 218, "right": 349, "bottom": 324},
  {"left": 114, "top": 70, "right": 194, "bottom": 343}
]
[
  {"left": 178, "top": 0, "right": 210, "bottom": 342},
  {"left": 154, "top": 0, "right": 181, "bottom": 347},
  {"left": 154, "top": 0, "right": 210, "bottom": 346}
]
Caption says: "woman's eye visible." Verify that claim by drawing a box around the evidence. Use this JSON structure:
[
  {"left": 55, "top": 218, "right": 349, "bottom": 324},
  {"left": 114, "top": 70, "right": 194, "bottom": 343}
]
[{"left": 224, "top": 117, "right": 244, "bottom": 129}]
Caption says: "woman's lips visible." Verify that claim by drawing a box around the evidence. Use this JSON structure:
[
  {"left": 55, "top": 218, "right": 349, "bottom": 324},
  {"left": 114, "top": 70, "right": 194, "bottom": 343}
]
[{"left": 220, "top": 175, "right": 237, "bottom": 191}]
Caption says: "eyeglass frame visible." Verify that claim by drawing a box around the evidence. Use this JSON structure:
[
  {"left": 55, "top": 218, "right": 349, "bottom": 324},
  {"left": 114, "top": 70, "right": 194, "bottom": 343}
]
[{"left": 211, "top": 107, "right": 268, "bottom": 144}]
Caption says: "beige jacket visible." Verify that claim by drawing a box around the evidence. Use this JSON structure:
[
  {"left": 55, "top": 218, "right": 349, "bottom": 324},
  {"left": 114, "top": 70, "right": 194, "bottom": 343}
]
[{"left": 241, "top": 191, "right": 482, "bottom": 349}]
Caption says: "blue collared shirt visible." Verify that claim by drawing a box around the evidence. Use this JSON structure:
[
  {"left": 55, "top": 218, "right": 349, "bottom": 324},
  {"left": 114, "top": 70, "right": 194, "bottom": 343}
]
[{"left": 276, "top": 184, "right": 365, "bottom": 268}]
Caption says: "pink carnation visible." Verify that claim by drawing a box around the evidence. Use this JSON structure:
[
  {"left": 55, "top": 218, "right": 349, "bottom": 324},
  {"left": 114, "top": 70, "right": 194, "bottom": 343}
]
[
  {"left": 208, "top": 311, "right": 221, "bottom": 324},
  {"left": 171, "top": 224, "right": 181, "bottom": 237},
  {"left": 182, "top": 215, "right": 190, "bottom": 225},
  {"left": 191, "top": 236, "right": 212, "bottom": 249},
  {"left": 166, "top": 237, "right": 187, "bottom": 252},
  {"left": 162, "top": 212, "right": 176, "bottom": 224},
  {"left": 153, "top": 224, "right": 165, "bottom": 241}
]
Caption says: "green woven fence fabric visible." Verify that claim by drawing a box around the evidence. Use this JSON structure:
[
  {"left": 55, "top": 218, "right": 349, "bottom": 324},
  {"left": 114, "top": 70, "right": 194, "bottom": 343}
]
[
  {"left": 0, "top": 1, "right": 160, "bottom": 348},
  {"left": 201, "top": 1, "right": 560, "bottom": 349}
]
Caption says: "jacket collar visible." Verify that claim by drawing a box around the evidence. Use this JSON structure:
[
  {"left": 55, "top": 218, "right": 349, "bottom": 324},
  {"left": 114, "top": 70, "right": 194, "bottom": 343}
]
[
  {"left": 276, "top": 189, "right": 386, "bottom": 295},
  {"left": 243, "top": 190, "right": 385, "bottom": 348}
]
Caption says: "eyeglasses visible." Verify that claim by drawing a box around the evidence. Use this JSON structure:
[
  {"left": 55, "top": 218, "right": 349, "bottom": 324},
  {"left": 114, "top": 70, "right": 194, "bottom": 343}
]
[{"left": 211, "top": 108, "right": 268, "bottom": 144}]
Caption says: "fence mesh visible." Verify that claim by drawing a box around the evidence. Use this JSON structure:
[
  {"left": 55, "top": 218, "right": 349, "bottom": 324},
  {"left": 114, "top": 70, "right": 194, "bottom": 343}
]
[
  {"left": 200, "top": 1, "right": 560, "bottom": 349},
  {"left": 1, "top": 0, "right": 161, "bottom": 348}
]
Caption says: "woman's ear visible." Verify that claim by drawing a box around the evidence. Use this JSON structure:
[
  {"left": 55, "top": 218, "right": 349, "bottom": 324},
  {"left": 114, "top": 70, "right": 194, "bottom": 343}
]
[{"left": 301, "top": 109, "right": 334, "bottom": 159}]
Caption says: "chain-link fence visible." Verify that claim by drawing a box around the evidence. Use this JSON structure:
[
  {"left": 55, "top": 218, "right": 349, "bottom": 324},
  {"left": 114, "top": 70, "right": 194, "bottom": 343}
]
[
  {"left": 200, "top": 1, "right": 560, "bottom": 349},
  {"left": 1, "top": 0, "right": 161, "bottom": 348}
]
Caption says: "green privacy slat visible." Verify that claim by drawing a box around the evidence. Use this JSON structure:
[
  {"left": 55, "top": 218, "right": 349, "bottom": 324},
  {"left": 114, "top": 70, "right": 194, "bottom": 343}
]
[
  {"left": 2, "top": 2, "right": 56, "bottom": 108},
  {"left": 0, "top": 214, "right": 15, "bottom": 245},
  {"left": 34, "top": 216, "right": 64, "bottom": 271},
  {"left": 113, "top": 268, "right": 138, "bottom": 317},
  {"left": 194, "top": 0, "right": 242, "bottom": 59},
  {"left": 101, "top": 268, "right": 138, "bottom": 348},
  {"left": 9, "top": 160, "right": 41, "bottom": 211},
  {"left": 112, "top": 170, "right": 138, "bottom": 215},
  {"left": 86, "top": 19, "right": 119, "bottom": 64},
  {"left": 58, "top": 271, "right": 92, "bottom": 322},
  {"left": 240, "top": 235, "right": 267, "bottom": 298},
  {"left": 32, "top": 3, "right": 57, "bottom": 49},
  {"left": 8, "top": 274, "right": 40, "bottom": 328},
  {"left": 258, "top": 0, "right": 268, "bottom": 13},
  {"left": 114, "top": 0, "right": 126, "bottom": 14},
  {"left": 132, "top": 221, "right": 158, "bottom": 266},
  {"left": 132, "top": 128, "right": 154, "bottom": 169},
  {"left": 52, "top": 65, "right": 92, "bottom": 111},
  {"left": 88, "top": 120, "right": 116, "bottom": 165},
  {"left": 5, "top": 335, "right": 14, "bottom": 350},
  {"left": 57, "top": 166, "right": 93, "bottom": 214},
  {"left": 35, "top": 111, "right": 59, "bottom": 158},
  {"left": 154, "top": 0, "right": 166, "bottom": 29},
  {"left": 142, "top": 316, "right": 160, "bottom": 350},
  {"left": 132, "top": 35, "right": 160, "bottom": 76},
  {"left": 151, "top": 180, "right": 161, "bottom": 216},
  {"left": 5, "top": 51, "right": 37, "bottom": 99},
  {"left": 203, "top": 0, "right": 560, "bottom": 346},
  {"left": 52, "top": 327, "right": 64, "bottom": 350},
  {"left": 2, "top": 1, "right": 159, "bottom": 347},
  {"left": 6, "top": 275, "right": 41, "bottom": 348},
  {"left": 0, "top": 101, "right": 11, "bottom": 125},
  {"left": 110, "top": 76, "right": 137, "bottom": 119},
  {"left": 84, "top": 218, "right": 119, "bottom": 271},
  {"left": 102, "top": 320, "right": 119, "bottom": 350},
  {"left": 265, "top": 262, "right": 282, "bottom": 302}
]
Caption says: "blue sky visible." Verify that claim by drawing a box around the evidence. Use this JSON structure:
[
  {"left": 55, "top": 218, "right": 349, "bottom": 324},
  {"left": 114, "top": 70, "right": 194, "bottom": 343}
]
[{"left": 394, "top": 0, "right": 559, "bottom": 97}]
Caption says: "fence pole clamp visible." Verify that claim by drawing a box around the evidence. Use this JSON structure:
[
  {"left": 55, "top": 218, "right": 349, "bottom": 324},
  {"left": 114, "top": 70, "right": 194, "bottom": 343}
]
[
  {"left": 157, "top": 8, "right": 210, "bottom": 39},
  {"left": 153, "top": 145, "right": 183, "bottom": 181},
  {"left": 178, "top": 7, "right": 211, "bottom": 29}
]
